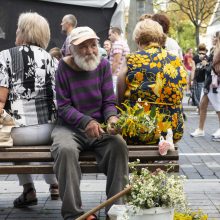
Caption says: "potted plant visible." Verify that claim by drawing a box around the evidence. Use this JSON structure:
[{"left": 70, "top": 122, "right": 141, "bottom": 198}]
[
  {"left": 108, "top": 161, "right": 209, "bottom": 220},
  {"left": 125, "top": 160, "right": 187, "bottom": 219},
  {"left": 108, "top": 160, "right": 188, "bottom": 220}
]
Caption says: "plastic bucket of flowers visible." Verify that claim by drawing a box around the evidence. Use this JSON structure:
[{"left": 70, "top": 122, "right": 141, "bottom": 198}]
[
  {"left": 127, "top": 207, "right": 174, "bottom": 220},
  {"left": 123, "top": 160, "right": 187, "bottom": 220}
]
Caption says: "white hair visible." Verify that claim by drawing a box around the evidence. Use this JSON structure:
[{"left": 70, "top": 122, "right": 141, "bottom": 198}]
[
  {"left": 18, "top": 12, "right": 50, "bottom": 49},
  {"left": 71, "top": 46, "right": 101, "bottom": 71}
]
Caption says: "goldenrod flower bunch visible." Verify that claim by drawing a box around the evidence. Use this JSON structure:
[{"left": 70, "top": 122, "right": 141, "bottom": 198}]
[
  {"left": 174, "top": 209, "right": 208, "bottom": 220},
  {"left": 115, "top": 101, "right": 158, "bottom": 142}
]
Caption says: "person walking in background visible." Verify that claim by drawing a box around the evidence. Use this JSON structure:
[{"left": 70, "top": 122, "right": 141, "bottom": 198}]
[
  {"left": 191, "top": 43, "right": 208, "bottom": 109},
  {"left": 98, "top": 42, "right": 108, "bottom": 59},
  {"left": 117, "top": 19, "right": 187, "bottom": 144},
  {"left": 0, "top": 12, "right": 59, "bottom": 208},
  {"left": 139, "top": 13, "right": 152, "bottom": 21},
  {"left": 49, "top": 47, "right": 62, "bottom": 61},
  {"left": 51, "top": 26, "right": 128, "bottom": 220},
  {"left": 60, "top": 14, "right": 77, "bottom": 56},
  {"left": 151, "top": 13, "right": 183, "bottom": 60},
  {"left": 108, "top": 27, "right": 130, "bottom": 94},
  {"left": 103, "top": 39, "right": 112, "bottom": 60},
  {"left": 184, "top": 48, "right": 195, "bottom": 94},
  {"left": 191, "top": 31, "right": 220, "bottom": 140}
]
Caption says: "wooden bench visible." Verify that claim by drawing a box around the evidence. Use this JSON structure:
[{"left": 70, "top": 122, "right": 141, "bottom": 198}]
[{"left": 0, "top": 145, "right": 179, "bottom": 174}]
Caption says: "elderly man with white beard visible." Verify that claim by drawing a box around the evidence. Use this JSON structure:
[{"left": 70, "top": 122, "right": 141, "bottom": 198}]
[{"left": 51, "top": 26, "right": 128, "bottom": 220}]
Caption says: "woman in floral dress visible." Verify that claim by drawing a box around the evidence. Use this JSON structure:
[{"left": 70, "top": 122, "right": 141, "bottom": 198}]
[{"left": 117, "top": 19, "right": 187, "bottom": 144}]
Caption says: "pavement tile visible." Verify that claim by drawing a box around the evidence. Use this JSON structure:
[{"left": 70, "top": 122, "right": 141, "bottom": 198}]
[{"left": 185, "top": 173, "right": 202, "bottom": 179}]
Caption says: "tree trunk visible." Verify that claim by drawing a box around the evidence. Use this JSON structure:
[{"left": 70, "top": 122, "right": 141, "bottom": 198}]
[{"left": 195, "top": 25, "right": 200, "bottom": 47}]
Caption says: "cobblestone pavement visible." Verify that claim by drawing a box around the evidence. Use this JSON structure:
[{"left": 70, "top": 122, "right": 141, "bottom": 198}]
[
  {"left": 0, "top": 179, "right": 220, "bottom": 220},
  {"left": 179, "top": 111, "right": 220, "bottom": 179}
]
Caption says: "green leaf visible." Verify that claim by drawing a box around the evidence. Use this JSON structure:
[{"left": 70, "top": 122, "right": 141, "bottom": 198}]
[
  {"left": 150, "top": 105, "right": 156, "bottom": 118},
  {"left": 134, "top": 107, "right": 144, "bottom": 116}
]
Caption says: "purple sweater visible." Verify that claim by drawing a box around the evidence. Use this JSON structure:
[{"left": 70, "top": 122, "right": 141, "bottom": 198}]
[{"left": 55, "top": 58, "right": 117, "bottom": 130}]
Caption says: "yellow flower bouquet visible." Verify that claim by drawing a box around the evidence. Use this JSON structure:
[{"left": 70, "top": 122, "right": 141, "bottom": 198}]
[{"left": 115, "top": 101, "right": 159, "bottom": 143}]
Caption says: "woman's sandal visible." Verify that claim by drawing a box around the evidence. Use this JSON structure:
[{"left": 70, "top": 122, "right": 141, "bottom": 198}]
[
  {"left": 86, "top": 214, "right": 98, "bottom": 220},
  {"left": 13, "top": 187, "right": 38, "bottom": 208},
  {"left": 49, "top": 184, "right": 59, "bottom": 200}
]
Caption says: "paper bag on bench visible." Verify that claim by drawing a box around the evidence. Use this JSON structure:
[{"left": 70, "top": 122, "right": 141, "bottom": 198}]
[{"left": 0, "top": 110, "right": 15, "bottom": 147}]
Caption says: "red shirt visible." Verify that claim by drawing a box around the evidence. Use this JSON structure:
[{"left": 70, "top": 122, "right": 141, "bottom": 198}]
[{"left": 184, "top": 54, "right": 193, "bottom": 71}]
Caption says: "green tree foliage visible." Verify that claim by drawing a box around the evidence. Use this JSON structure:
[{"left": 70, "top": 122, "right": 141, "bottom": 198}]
[
  {"left": 168, "top": 0, "right": 217, "bottom": 47},
  {"left": 167, "top": 8, "right": 196, "bottom": 53},
  {"left": 170, "top": 21, "right": 196, "bottom": 53},
  {"left": 154, "top": 1, "right": 196, "bottom": 53}
]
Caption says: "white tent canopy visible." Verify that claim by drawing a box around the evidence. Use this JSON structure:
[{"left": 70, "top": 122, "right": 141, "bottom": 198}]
[{"left": 40, "top": 0, "right": 125, "bottom": 32}]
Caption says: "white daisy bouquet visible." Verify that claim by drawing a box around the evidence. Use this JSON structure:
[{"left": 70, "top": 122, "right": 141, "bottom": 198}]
[{"left": 127, "top": 160, "right": 188, "bottom": 212}]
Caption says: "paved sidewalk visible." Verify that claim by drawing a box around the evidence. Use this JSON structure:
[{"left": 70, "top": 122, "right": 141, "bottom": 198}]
[
  {"left": 0, "top": 179, "right": 220, "bottom": 220},
  {"left": 179, "top": 112, "right": 220, "bottom": 179}
]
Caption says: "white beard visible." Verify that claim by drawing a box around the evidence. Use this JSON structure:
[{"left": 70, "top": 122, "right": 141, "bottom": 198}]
[{"left": 72, "top": 49, "right": 101, "bottom": 71}]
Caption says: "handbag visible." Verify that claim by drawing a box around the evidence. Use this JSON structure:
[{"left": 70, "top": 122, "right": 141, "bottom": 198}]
[{"left": 0, "top": 110, "right": 15, "bottom": 147}]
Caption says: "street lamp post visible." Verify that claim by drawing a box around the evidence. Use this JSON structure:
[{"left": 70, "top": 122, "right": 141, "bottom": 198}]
[{"left": 127, "top": 0, "right": 154, "bottom": 52}]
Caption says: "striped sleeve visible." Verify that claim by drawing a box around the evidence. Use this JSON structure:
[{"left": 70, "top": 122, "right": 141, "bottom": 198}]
[
  {"left": 55, "top": 62, "right": 93, "bottom": 129},
  {"left": 112, "top": 41, "right": 123, "bottom": 54}
]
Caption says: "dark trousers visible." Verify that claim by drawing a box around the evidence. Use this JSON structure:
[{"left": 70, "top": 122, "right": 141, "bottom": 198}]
[{"left": 51, "top": 125, "right": 129, "bottom": 220}]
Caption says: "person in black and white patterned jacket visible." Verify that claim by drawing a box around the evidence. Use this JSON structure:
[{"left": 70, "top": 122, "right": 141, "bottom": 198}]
[{"left": 0, "top": 12, "right": 59, "bottom": 208}]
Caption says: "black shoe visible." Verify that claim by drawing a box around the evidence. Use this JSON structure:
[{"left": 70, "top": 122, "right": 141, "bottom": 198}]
[
  {"left": 13, "top": 188, "right": 38, "bottom": 208},
  {"left": 183, "top": 113, "right": 187, "bottom": 121}
]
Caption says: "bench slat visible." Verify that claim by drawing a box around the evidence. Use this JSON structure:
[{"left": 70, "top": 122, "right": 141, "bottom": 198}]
[
  {"left": 0, "top": 145, "right": 178, "bottom": 152},
  {"left": 0, "top": 152, "right": 97, "bottom": 162},
  {"left": 0, "top": 150, "right": 178, "bottom": 162},
  {"left": 0, "top": 144, "right": 179, "bottom": 174},
  {"left": 0, "top": 152, "right": 53, "bottom": 162},
  {"left": 0, "top": 147, "right": 50, "bottom": 152},
  {"left": 128, "top": 145, "right": 178, "bottom": 150},
  {"left": 129, "top": 150, "right": 178, "bottom": 160},
  {"left": 0, "top": 163, "right": 179, "bottom": 174},
  {"left": 0, "top": 164, "right": 101, "bottom": 174}
]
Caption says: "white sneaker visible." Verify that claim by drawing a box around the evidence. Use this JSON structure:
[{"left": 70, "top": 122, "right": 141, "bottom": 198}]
[
  {"left": 212, "top": 137, "right": 220, "bottom": 142},
  {"left": 212, "top": 128, "right": 220, "bottom": 138},
  {"left": 190, "top": 128, "right": 205, "bottom": 137}
]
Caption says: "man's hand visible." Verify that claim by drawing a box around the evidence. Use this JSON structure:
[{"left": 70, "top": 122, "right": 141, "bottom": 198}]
[
  {"left": 85, "top": 120, "right": 104, "bottom": 138},
  {"left": 107, "top": 116, "right": 118, "bottom": 135}
]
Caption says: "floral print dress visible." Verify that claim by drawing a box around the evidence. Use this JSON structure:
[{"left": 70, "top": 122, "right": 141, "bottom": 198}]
[
  {"left": 0, "top": 45, "right": 56, "bottom": 127},
  {"left": 124, "top": 44, "right": 187, "bottom": 144}
]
